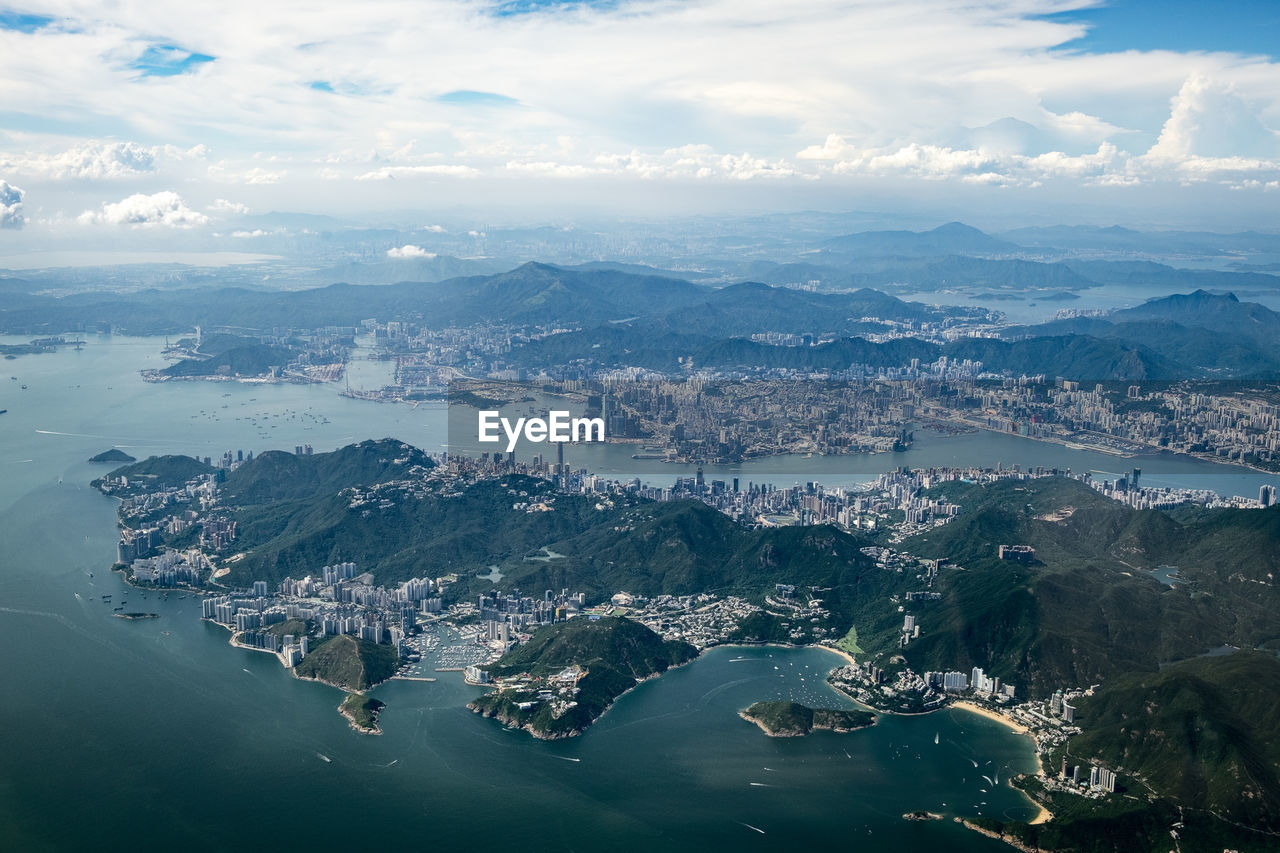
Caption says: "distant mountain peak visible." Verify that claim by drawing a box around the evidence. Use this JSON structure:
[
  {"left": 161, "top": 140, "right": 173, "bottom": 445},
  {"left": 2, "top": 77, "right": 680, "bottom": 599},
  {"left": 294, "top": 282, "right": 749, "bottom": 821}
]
[
  {"left": 931, "top": 221, "right": 985, "bottom": 235},
  {"left": 819, "top": 221, "right": 1015, "bottom": 257}
]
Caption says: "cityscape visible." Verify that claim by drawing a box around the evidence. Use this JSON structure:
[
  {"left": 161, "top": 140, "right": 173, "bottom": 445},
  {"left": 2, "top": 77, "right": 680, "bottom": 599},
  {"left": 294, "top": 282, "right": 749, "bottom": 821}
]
[{"left": 4, "top": 1, "right": 1280, "bottom": 851}]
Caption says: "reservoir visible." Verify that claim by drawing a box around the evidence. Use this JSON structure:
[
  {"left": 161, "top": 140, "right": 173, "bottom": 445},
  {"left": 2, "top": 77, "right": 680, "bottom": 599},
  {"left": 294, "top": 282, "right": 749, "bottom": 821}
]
[{"left": 0, "top": 335, "right": 1267, "bottom": 850}]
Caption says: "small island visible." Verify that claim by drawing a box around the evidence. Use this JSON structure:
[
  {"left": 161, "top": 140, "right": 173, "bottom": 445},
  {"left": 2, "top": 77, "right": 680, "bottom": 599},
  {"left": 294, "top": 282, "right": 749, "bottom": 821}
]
[
  {"left": 739, "top": 700, "right": 875, "bottom": 737},
  {"left": 469, "top": 616, "right": 697, "bottom": 740},
  {"left": 113, "top": 611, "right": 159, "bottom": 620},
  {"left": 339, "top": 694, "right": 385, "bottom": 735},
  {"left": 89, "top": 448, "right": 137, "bottom": 464}
]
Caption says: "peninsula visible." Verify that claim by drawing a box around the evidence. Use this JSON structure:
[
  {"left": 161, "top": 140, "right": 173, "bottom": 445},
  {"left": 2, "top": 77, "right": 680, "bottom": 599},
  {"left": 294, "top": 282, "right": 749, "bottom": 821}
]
[{"left": 468, "top": 617, "right": 696, "bottom": 739}]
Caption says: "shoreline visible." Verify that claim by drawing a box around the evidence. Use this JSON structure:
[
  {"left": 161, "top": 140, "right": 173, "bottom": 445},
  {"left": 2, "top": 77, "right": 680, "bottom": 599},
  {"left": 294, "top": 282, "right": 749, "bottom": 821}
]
[
  {"left": 957, "top": 818, "right": 1041, "bottom": 853},
  {"left": 949, "top": 700, "right": 1030, "bottom": 735},
  {"left": 817, "top": 643, "right": 859, "bottom": 668},
  {"left": 949, "top": 701, "right": 1053, "bottom": 826},
  {"left": 738, "top": 705, "right": 878, "bottom": 738},
  {"left": 940, "top": 415, "right": 1279, "bottom": 478},
  {"left": 472, "top": 653, "right": 697, "bottom": 740},
  {"left": 739, "top": 710, "right": 790, "bottom": 737},
  {"left": 338, "top": 695, "right": 384, "bottom": 736}
]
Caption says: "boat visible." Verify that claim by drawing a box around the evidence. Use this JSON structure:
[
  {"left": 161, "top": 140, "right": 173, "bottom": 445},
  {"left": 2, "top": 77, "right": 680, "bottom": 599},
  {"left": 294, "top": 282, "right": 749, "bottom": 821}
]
[
  {"left": 934, "top": 732, "right": 939, "bottom": 744},
  {"left": 0, "top": 409, "right": 6, "bottom": 415}
]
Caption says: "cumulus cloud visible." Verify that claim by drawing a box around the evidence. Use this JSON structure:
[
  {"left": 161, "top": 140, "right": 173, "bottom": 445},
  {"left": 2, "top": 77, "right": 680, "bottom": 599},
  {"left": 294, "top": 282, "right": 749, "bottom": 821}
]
[
  {"left": 0, "top": 1, "right": 1279, "bottom": 213},
  {"left": 0, "top": 179, "right": 25, "bottom": 229},
  {"left": 0, "top": 141, "right": 202, "bottom": 180},
  {"left": 78, "top": 191, "right": 209, "bottom": 228},
  {"left": 504, "top": 145, "right": 804, "bottom": 181},
  {"left": 387, "top": 245, "right": 436, "bottom": 259},
  {"left": 1147, "top": 75, "right": 1280, "bottom": 162},
  {"left": 797, "top": 133, "right": 1278, "bottom": 188},
  {"left": 422, "top": 224, "right": 446, "bottom": 232},
  {"left": 207, "top": 164, "right": 286, "bottom": 184},
  {"left": 209, "top": 198, "right": 250, "bottom": 214}
]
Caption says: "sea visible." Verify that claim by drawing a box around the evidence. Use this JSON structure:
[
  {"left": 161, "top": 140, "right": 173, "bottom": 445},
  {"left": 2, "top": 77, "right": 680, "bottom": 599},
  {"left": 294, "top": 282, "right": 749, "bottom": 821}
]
[{"left": 1, "top": 335, "right": 1273, "bottom": 851}]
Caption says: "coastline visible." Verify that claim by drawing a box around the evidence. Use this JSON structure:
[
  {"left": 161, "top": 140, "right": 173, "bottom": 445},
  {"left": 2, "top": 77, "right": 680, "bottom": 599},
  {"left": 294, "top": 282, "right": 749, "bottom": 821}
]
[
  {"left": 956, "top": 818, "right": 1041, "bottom": 853},
  {"left": 949, "top": 701, "right": 1053, "bottom": 826},
  {"left": 739, "top": 709, "right": 793, "bottom": 737},
  {"left": 950, "top": 700, "right": 1030, "bottom": 735},
  {"left": 940, "top": 415, "right": 1280, "bottom": 478},
  {"left": 738, "top": 705, "right": 878, "bottom": 738},
  {"left": 817, "top": 643, "right": 859, "bottom": 668},
  {"left": 339, "top": 695, "right": 384, "bottom": 736},
  {"left": 472, "top": 653, "right": 697, "bottom": 740}
]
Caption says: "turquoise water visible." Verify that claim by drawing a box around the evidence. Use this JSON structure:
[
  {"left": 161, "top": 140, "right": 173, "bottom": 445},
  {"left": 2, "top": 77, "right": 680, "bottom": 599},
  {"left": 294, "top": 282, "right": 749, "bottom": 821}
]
[{"left": 0, "top": 336, "right": 1262, "bottom": 850}]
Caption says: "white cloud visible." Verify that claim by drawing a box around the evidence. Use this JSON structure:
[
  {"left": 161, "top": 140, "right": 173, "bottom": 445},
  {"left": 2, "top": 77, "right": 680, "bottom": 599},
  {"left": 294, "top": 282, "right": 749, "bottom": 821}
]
[
  {"left": 422, "top": 224, "right": 446, "bottom": 232},
  {"left": 0, "top": 141, "right": 201, "bottom": 180},
  {"left": 0, "top": 1, "right": 1276, "bottom": 215},
  {"left": 0, "top": 180, "right": 25, "bottom": 229},
  {"left": 1146, "top": 75, "right": 1280, "bottom": 162},
  {"left": 207, "top": 164, "right": 287, "bottom": 184},
  {"left": 209, "top": 198, "right": 250, "bottom": 214},
  {"left": 78, "top": 191, "right": 209, "bottom": 228},
  {"left": 387, "top": 244, "right": 436, "bottom": 258},
  {"left": 504, "top": 160, "right": 604, "bottom": 178},
  {"left": 797, "top": 134, "right": 861, "bottom": 161},
  {"left": 355, "top": 164, "right": 479, "bottom": 180}
]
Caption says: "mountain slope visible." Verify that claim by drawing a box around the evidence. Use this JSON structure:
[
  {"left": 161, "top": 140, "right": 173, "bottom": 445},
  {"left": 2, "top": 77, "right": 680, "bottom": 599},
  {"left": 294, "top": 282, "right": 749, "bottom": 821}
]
[{"left": 1071, "top": 652, "right": 1280, "bottom": 829}]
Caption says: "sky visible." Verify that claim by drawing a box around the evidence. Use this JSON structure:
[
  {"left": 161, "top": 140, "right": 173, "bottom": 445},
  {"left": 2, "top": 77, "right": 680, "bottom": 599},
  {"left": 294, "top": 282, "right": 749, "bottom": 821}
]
[{"left": 0, "top": 0, "right": 1278, "bottom": 239}]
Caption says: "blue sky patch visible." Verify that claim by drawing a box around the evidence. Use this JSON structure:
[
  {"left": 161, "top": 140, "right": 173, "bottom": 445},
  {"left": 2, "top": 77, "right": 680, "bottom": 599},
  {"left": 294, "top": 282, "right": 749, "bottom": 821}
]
[
  {"left": 492, "top": 0, "right": 617, "bottom": 18},
  {"left": 0, "top": 10, "right": 53, "bottom": 32},
  {"left": 1043, "top": 0, "right": 1278, "bottom": 59},
  {"left": 130, "top": 44, "right": 215, "bottom": 77},
  {"left": 309, "top": 81, "right": 335, "bottom": 93},
  {"left": 437, "top": 90, "right": 519, "bottom": 107}
]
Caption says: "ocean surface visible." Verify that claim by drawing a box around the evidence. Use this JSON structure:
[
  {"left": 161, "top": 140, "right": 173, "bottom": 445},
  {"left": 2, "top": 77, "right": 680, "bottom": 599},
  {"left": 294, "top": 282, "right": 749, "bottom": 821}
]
[{"left": 0, "top": 336, "right": 1271, "bottom": 851}]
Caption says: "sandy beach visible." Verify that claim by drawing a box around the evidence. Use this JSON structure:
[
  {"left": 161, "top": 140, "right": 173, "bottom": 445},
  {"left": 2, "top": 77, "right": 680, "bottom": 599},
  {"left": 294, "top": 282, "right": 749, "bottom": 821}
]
[
  {"left": 819, "top": 644, "right": 859, "bottom": 668},
  {"left": 1028, "top": 803, "right": 1052, "bottom": 824},
  {"left": 951, "top": 700, "right": 1030, "bottom": 734},
  {"left": 951, "top": 702, "right": 1053, "bottom": 825}
]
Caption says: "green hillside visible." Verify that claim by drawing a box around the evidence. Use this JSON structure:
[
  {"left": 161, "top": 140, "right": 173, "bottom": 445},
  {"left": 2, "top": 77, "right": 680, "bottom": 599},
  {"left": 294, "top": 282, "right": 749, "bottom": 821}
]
[
  {"left": 900, "top": 478, "right": 1280, "bottom": 694},
  {"left": 293, "top": 634, "right": 399, "bottom": 691},
  {"left": 470, "top": 616, "right": 697, "bottom": 737},
  {"left": 161, "top": 343, "right": 297, "bottom": 378},
  {"left": 219, "top": 438, "right": 432, "bottom": 504},
  {"left": 211, "top": 444, "right": 900, "bottom": 648},
  {"left": 1071, "top": 652, "right": 1280, "bottom": 829},
  {"left": 95, "top": 454, "right": 213, "bottom": 493}
]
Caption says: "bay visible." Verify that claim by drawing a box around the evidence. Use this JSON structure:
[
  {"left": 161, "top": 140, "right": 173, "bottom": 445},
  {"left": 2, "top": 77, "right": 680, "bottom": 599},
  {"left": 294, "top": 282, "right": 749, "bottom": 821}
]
[{"left": 0, "top": 335, "right": 1263, "bottom": 850}]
